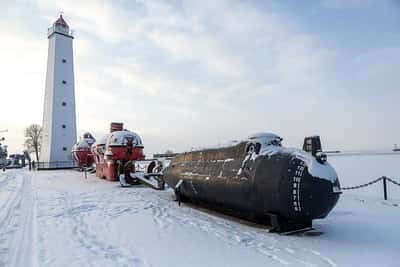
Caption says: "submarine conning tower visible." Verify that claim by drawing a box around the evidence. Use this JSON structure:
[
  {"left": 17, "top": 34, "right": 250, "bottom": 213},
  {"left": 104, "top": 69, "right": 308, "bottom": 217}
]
[{"left": 163, "top": 133, "right": 341, "bottom": 233}]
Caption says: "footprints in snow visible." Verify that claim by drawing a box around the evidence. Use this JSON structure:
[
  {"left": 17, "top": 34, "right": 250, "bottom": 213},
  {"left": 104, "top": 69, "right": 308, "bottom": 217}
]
[{"left": 34, "top": 182, "right": 338, "bottom": 267}]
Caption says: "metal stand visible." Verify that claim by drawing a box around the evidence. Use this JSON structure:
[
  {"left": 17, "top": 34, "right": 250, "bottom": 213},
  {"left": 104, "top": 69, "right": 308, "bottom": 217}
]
[{"left": 383, "top": 176, "right": 387, "bottom": 200}]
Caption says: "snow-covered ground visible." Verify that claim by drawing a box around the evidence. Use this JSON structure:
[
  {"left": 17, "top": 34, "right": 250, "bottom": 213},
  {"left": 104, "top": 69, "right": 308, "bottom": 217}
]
[{"left": 0, "top": 154, "right": 399, "bottom": 267}]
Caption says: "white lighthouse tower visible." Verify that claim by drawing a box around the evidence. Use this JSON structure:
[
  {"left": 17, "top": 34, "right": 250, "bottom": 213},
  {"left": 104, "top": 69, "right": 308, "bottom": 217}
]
[{"left": 41, "top": 15, "right": 77, "bottom": 168}]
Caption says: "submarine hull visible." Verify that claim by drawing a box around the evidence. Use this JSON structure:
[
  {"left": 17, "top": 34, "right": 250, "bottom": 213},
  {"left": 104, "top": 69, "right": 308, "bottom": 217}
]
[{"left": 163, "top": 141, "right": 340, "bottom": 232}]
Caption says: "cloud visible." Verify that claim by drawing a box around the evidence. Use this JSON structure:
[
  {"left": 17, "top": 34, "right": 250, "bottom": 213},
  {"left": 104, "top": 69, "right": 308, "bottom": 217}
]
[
  {"left": 0, "top": 0, "right": 398, "bottom": 154},
  {"left": 320, "top": 0, "right": 375, "bottom": 9}
]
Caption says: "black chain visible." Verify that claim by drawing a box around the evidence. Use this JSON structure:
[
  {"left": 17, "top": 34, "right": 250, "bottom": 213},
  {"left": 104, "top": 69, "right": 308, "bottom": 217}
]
[
  {"left": 341, "top": 177, "right": 383, "bottom": 190},
  {"left": 386, "top": 177, "right": 400, "bottom": 186},
  {"left": 341, "top": 176, "right": 400, "bottom": 190}
]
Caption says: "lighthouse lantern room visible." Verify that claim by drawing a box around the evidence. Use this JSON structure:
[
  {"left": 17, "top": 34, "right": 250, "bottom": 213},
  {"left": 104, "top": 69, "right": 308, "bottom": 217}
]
[{"left": 40, "top": 15, "right": 77, "bottom": 169}]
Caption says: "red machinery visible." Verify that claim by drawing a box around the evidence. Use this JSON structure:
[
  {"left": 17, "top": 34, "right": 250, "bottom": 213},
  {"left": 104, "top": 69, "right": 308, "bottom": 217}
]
[
  {"left": 92, "top": 134, "right": 108, "bottom": 178},
  {"left": 71, "top": 132, "right": 96, "bottom": 169},
  {"left": 93, "top": 123, "right": 145, "bottom": 181}
]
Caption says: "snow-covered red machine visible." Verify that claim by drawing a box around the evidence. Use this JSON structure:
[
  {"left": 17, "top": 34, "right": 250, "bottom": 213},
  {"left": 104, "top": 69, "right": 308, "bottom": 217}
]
[
  {"left": 91, "top": 134, "right": 107, "bottom": 177},
  {"left": 71, "top": 132, "right": 96, "bottom": 169},
  {"left": 92, "top": 123, "right": 145, "bottom": 181}
]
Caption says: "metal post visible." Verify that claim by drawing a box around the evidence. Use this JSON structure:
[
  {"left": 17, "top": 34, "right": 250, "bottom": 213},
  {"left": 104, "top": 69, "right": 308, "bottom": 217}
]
[
  {"left": 84, "top": 166, "right": 87, "bottom": 179},
  {"left": 383, "top": 176, "right": 388, "bottom": 200}
]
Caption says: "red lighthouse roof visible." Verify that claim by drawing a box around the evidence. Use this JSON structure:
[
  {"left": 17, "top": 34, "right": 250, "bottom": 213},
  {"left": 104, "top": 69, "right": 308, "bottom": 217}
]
[{"left": 55, "top": 15, "right": 68, "bottom": 27}]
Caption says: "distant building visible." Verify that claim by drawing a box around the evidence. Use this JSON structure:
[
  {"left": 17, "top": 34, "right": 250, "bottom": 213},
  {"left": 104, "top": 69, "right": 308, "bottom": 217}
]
[
  {"left": 153, "top": 153, "right": 179, "bottom": 158},
  {"left": 40, "top": 15, "right": 77, "bottom": 168}
]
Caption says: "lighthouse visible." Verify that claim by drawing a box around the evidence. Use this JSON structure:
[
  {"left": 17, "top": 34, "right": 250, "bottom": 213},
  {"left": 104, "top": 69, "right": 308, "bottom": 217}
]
[{"left": 40, "top": 15, "right": 77, "bottom": 168}]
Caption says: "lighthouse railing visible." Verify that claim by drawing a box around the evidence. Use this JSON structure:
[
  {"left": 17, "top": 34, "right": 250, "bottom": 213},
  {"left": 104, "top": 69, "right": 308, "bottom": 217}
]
[{"left": 47, "top": 25, "right": 74, "bottom": 37}]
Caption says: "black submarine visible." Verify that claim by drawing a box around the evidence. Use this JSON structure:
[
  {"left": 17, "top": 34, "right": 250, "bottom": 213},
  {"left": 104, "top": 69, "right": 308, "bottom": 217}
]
[{"left": 163, "top": 133, "right": 341, "bottom": 233}]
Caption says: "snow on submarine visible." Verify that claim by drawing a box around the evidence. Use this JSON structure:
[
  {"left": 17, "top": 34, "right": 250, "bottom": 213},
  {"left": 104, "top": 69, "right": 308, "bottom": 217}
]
[{"left": 163, "top": 133, "right": 341, "bottom": 234}]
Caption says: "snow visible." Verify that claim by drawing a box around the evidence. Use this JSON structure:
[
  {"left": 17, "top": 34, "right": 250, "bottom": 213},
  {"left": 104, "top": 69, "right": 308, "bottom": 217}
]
[
  {"left": 0, "top": 154, "right": 399, "bottom": 267},
  {"left": 294, "top": 151, "right": 338, "bottom": 184},
  {"left": 72, "top": 139, "right": 91, "bottom": 150},
  {"left": 329, "top": 154, "right": 400, "bottom": 199},
  {"left": 95, "top": 134, "right": 109, "bottom": 146},
  {"left": 245, "top": 144, "right": 338, "bottom": 183},
  {"left": 248, "top": 132, "right": 283, "bottom": 146},
  {"left": 193, "top": 132, "right": 281, "bottom": 151},
  {"left": 195, "top": 132, "right": 337, "bottom": 183},
  {"left": 107, "top": 131, "right": 143, "bottom": 147}
]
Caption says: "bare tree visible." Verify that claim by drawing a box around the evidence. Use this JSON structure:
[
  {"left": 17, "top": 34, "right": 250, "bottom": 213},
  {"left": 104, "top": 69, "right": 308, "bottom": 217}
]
[{"left": 24, "top": 124, "right": 42, "bottom": 161}]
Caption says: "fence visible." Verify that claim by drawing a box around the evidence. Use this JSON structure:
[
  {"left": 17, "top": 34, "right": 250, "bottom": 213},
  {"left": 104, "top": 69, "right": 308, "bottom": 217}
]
[
  {"left": 36, "top": 161, "right": 77, "bottom": 170},
  {"left": 341, "top": 176, "right": 400, "bottom": 200}
]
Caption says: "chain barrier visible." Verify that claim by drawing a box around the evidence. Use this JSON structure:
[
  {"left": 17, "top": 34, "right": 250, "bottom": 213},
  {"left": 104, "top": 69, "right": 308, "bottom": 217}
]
[
  {"left": 341, "top": 177, "right": 384, "bottom": 190},
  {"left": 386, "top": 177, "right": 400, "bottom": 187},
  {"left": 340, "top": 176, "right": 400, "bottom": 200}
]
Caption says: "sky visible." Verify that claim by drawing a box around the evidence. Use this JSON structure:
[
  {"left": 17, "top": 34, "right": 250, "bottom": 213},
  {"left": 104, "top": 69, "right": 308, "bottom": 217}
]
[{"left": 0, "top": 0, "right": 399, "bottom": 156}]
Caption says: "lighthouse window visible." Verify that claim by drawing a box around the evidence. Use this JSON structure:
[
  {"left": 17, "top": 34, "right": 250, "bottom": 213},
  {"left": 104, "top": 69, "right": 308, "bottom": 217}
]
[
  {"left": 62, "top": 102, "right": 66, "bottom": 106},
  {"left": 62, "top": 147, "right": 67, "bottom": 151},
  {"left": 62, "top": 124, "right": 66, "bottom": 129},
  {"left": 62, "top": 80, "right": 67, "bottom": 84},
  {"left": 62, "top": 59, "right": 67, "bottom": 63}
]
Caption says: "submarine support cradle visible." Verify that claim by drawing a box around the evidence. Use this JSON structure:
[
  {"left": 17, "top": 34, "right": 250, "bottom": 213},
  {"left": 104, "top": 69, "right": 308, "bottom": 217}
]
[
  {"left": 118, "top": 160, "right": 165, "bottom": 190},
  {"left": 267, "top": 213, "right": 313, "bottom": 235}
]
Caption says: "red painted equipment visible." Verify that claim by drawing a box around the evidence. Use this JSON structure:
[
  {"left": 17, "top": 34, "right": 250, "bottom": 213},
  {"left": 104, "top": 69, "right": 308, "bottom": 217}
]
[
  {"left": 71, "top": 132, "right": 96, "bottom": 169},
  {"left": 110, "top": 122, "right": 123, "bottom": 132},
  {"left": 93, "top": 123, "right": 145, "bottom": 181},
  {"left": 92, "top": 134, "right": 108, "bottom": 178}
]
